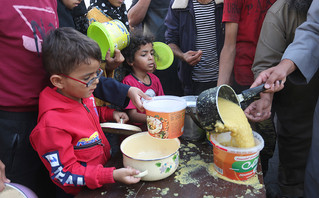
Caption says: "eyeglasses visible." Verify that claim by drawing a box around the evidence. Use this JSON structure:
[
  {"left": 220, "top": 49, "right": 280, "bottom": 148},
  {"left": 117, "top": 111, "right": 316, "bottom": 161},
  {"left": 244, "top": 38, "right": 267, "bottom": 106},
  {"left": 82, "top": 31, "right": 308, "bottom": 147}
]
[{"left": 60, "top": 68, "right": 103, "bottom": 87}]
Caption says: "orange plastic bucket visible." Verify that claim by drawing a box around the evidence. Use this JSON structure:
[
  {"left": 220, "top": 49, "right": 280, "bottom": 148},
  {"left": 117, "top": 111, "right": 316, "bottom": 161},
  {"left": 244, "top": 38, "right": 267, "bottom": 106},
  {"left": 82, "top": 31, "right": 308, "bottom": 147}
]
[
  {"left": 143, "top": 96, "right": 187, "bottom": 139},
  {"left": 210, "top": 131, "right": 264, "bottom": 181}
]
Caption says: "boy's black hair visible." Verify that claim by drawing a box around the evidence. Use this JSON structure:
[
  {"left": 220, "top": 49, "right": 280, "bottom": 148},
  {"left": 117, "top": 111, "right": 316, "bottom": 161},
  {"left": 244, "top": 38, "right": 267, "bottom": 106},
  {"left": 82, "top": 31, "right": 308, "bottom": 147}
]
[
  {"left": 42, "top": 27, "right": 101, "bottom": 75},
  {"left": 121, "top": 33, "right": 154, "bottom": 76}
]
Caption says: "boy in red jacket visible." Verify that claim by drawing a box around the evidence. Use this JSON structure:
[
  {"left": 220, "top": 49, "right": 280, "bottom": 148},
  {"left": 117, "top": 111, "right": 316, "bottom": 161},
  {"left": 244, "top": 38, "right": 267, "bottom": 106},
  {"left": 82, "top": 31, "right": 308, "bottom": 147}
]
[{"left": 30, "top": 27, "right": 141, "bottom": 196}]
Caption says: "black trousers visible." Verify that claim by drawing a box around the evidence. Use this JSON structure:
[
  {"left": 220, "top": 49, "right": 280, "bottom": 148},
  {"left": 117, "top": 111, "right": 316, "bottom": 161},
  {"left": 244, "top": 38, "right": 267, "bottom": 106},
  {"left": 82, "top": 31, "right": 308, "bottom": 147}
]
[
  {"left": 273, "top": 74, "right": 319, "bottom": 197},
  {"left": 0, "top": 110, "right": 56, "bottom": 198}
]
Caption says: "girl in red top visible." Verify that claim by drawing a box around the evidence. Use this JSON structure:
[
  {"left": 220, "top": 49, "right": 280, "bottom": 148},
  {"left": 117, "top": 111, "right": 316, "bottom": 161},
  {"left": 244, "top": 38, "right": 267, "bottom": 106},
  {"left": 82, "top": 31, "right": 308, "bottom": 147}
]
[{"left": 121, "top": 35, "right": 165, "bottom": 129}]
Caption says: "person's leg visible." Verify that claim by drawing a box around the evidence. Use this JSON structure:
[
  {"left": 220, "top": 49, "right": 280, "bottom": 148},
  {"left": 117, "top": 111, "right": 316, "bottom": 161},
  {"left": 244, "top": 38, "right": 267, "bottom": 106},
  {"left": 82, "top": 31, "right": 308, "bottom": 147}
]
[
  {"left": 0, "top": 110, "right": 56, "bottom": 198},
  {"left": 278, "top": 108, "right": 315, "bottom": 198},
  {"left": 274, "top": 79, "right": 318, "bottom": 198},
  {"left": 304, "top": 102, "right": 319, "bottom": 198},
  {"left": 277, "top": 129, "right": 306, "bottom": 197}
]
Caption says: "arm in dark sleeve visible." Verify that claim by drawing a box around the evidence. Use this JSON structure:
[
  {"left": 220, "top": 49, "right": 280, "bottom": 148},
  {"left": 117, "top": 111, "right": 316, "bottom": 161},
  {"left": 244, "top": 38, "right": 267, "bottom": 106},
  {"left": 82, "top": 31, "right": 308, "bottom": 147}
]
[
  {"left": 164, "top": 0, "right": 180, "bottom": 46},
  {"left": 93, "top": 76, "right": 130, "bottom": 108}
]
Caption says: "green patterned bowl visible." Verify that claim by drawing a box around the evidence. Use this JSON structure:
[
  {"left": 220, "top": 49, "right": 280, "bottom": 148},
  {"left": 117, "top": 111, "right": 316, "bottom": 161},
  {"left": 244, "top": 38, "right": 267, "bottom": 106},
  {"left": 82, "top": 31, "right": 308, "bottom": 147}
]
[{"left": 120, "top": 132, "right": 180, "bottom": 181}]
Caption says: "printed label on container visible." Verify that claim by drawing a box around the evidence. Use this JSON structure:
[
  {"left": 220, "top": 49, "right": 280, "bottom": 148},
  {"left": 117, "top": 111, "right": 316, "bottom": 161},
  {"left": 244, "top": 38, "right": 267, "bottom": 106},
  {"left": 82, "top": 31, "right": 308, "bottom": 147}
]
[
  {"left": 146, "top": 109, "right": 185, "bottom": 139},
  {"left": 213, "top": 147, "right": 260, "bottom": 181},
  {"left": 102, "top": 20, "right": 129, "bottom": 50}
]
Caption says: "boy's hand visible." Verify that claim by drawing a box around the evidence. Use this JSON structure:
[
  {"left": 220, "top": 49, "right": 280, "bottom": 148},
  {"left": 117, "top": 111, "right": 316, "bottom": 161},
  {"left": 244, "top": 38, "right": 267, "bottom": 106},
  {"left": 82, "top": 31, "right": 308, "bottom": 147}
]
[
  {"left": 0, "top": 160, "right": 10, "bottom": 192},
  {"left": 113, "top": 111, "right": 129, "bottom": 123},
  {"left": 113, "top": 167, "right": 141, "bottom": 184},
  {"left": 127, "top": 87, "right": 151, "bottom": 112},
  {"left": 105, "top": 49, "right": 125, "bottom": 71}
]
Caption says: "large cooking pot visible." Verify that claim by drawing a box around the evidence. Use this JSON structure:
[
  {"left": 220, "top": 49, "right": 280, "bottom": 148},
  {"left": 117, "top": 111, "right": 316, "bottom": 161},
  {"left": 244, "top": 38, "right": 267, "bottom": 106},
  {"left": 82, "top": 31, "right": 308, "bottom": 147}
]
[
  {"left": 120, "top": 132, "right": 180, "bottom": 181},
  {"left": 180, "top": 96, "right": 205, "bottom": 141},
  {"left": 196, "top": 84, "right": 265, "bottom": 132}
]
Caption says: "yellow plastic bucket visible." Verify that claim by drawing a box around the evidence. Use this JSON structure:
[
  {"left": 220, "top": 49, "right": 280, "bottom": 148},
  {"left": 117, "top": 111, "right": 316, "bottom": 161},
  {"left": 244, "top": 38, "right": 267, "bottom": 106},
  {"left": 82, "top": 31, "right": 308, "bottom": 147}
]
[
  {"left": 210, "top": 131, "right": 264, "bottom": 181},
  {"left": 87, "top": 20, "right": 130, "bottom": 59}
]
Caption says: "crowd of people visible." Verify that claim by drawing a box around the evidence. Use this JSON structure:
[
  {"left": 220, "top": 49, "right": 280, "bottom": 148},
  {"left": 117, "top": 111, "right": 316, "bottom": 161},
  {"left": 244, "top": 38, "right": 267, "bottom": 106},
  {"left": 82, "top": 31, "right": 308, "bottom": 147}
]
[{"left": 1, "top": 0, "right": 319, "bottom": 197}]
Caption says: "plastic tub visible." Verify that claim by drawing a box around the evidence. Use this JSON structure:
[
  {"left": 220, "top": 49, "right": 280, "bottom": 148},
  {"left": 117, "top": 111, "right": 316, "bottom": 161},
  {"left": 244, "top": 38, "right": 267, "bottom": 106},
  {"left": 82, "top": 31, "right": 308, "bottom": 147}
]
[
  {"left": 143, "top": 96, "right": 187, "bottom": 139},
  {"left": 210, "top": 131, "right": 264, "bottom": 181}
]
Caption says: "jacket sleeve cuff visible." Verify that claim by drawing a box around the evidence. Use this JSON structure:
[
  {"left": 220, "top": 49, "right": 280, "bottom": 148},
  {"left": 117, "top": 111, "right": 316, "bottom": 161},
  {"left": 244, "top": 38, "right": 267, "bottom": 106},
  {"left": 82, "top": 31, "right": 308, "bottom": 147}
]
[{"left": 97, "top": 167, "right": 116, "bottom": 184}]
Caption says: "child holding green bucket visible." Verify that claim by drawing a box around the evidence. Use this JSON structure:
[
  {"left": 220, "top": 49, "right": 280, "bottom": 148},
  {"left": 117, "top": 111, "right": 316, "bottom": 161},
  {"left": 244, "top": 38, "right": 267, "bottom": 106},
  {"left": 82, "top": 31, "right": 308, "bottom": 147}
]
[
  {"left": 87, "top": 0, "right": 130, "bottom": 107},
  {"left": 88, "top": 0, "right": 129, "bottom": 80},
  {"left": 121, "top": 34, "right": 165, "bottom": 130}
]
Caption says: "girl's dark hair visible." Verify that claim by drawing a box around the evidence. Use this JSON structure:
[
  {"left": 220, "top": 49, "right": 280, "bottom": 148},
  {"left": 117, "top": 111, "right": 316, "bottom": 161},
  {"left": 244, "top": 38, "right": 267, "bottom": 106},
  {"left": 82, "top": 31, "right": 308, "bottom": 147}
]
[
  {"left": 122, "top": 34, "right": 154, "bottom": 63},
  {"left": 42, "top": 27, "right": 101, "bottom": 75},
  {"left": 121, "top": 33, "right": 154, "bottom": 76}
]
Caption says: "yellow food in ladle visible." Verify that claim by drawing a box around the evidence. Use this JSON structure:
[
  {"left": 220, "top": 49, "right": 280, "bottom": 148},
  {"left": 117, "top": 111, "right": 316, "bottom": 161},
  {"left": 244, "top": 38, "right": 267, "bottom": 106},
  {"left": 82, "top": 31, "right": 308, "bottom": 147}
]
[{"left": 214, "top": 97, "right": 255, "bottom": 148}]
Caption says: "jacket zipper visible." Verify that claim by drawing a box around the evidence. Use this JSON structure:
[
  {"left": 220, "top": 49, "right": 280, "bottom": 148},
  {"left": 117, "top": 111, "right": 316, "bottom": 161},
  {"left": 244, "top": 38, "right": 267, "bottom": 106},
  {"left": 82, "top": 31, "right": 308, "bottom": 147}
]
[
  {"left": 83, "top": 103, "right": 90, "bottom": 112},
  {"left": 80, "top": 101, "right": 106, "bottom": 150},
  {"left": 83, "top": 101, "right": 104, "bottom": 135}
]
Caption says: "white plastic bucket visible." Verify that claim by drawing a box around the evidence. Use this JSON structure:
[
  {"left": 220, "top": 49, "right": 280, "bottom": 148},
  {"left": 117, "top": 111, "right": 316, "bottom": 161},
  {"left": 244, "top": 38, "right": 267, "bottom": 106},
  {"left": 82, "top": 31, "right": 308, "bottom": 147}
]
[{"left": 143, "top": 96, "right": 187, "bottom": 139}]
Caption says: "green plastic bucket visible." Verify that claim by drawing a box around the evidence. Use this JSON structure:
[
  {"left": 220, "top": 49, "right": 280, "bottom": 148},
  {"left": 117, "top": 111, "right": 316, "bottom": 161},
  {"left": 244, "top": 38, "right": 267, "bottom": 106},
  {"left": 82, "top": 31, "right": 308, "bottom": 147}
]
[
  {"left": 153, "top": 42, "right": 174, "bottom": 70},
  {"left": 87, "top": 20, "right": 130, "bottom": 59}
]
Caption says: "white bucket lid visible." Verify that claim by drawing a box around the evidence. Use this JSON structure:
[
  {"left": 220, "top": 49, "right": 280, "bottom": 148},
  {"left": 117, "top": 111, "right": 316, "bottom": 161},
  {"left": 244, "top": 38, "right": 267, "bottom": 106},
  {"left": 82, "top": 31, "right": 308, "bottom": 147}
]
[
  {"left": 210, "top": 131, "right": 264, "bottom": 154},
  {"left": 143, "top": 96, "right": 187, "bottom": 113}
]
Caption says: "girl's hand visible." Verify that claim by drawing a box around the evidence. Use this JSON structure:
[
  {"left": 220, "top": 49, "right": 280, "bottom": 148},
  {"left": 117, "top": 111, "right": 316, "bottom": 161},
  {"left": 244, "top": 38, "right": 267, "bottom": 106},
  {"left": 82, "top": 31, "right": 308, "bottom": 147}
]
[
  {"left": 113, "top": 167, "right": 141, "bottom": 184},
  {"left": 113, "top": 111, "right": 129, "bottom": 123}
]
